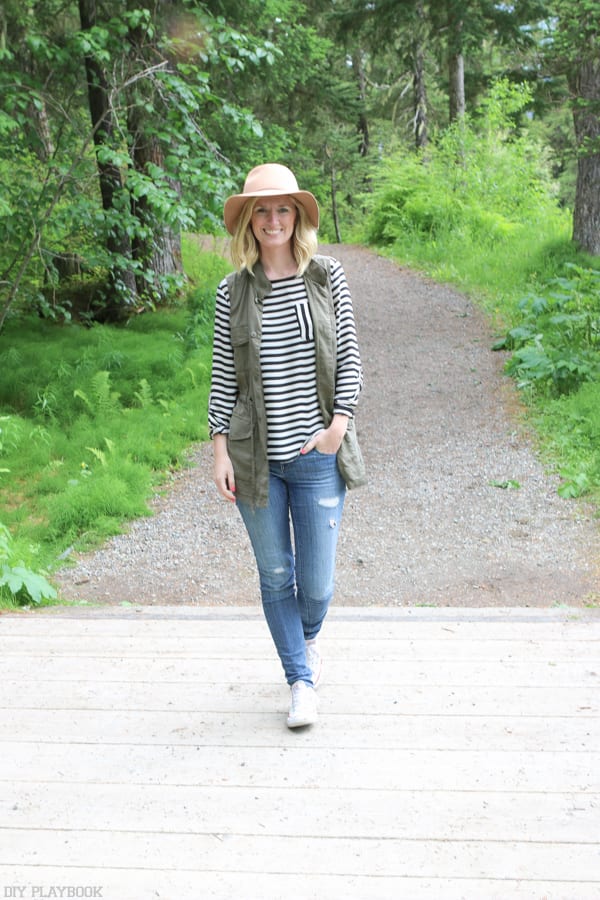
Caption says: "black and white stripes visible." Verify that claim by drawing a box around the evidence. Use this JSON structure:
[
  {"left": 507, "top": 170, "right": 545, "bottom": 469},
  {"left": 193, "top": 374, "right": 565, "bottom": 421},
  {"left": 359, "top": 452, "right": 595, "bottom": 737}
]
[{"left": 208, "top": 257, "right": 363, "bottom": 462}]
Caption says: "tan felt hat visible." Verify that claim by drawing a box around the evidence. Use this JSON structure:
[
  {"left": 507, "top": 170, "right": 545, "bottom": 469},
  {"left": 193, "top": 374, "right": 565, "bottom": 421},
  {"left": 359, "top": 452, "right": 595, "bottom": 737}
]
[{"left": 223, "top": 163, "right": 319, "bottom": 235}]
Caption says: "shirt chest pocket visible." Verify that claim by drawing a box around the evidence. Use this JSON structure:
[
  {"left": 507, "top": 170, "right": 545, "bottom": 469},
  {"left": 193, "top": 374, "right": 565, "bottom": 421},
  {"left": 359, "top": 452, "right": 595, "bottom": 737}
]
[{"left": 294, "top": 301, "right": 314, "bottom": 342}]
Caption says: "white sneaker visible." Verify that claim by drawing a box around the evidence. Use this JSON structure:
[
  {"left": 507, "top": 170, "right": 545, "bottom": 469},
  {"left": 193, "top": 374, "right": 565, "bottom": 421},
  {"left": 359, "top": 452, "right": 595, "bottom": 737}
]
[
  {"left": 305, "top": 637, "right": 322, "bottom": 688},
  {"left": 287, "top": 681, "right": 318, "bottom": 728}
]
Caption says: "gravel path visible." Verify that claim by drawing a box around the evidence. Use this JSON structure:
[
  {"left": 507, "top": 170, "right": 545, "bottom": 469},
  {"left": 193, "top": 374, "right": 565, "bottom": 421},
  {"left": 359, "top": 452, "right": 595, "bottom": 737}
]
[{"left": 55, "top": 244, "right": 599, "bottom": 607}]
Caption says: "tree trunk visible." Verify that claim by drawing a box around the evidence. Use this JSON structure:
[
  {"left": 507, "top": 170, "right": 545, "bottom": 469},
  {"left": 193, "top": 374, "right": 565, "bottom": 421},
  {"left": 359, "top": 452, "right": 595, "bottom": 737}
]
[
  {"left": 329, "top": 161, "right": 342, "bottom": 243},
  {"left": 448, "top": 51, "right": 465, "bottom": 122},
  {"left": 568, "top": 59, "right": 600, "bottom": 256},
  {"left": 126, "top": 0, "right": 183, "bottom": 303},
  {"left": 128, "top": 115, "right": 183, "bottom": 301},
  {"left": 78, "top": 0, "right": 137, "bottom": 306},
  {"left": 447, "top": 5, "right": 465, "bottom": 122},
  {"left": 27, "top": 98, "right": 55, "bottom": 162},
  {"left": 353, "top": 49, "right": 369, "bottom": 157},
  {"left": 412, "top": 0, "right": 428, "bottom": 150}
]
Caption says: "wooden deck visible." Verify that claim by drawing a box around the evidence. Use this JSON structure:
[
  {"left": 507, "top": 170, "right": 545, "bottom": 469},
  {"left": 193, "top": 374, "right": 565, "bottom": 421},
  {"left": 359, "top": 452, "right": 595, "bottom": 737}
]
[{"left": 0, "top": 605, "right": 599, "bottom": 899}]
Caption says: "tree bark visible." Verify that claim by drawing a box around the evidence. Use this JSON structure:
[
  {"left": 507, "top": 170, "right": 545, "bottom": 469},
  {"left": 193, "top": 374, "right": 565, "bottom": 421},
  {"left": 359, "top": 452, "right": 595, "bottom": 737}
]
[
  {"left": 568, "top": 59, "right": 600, "bottom": 256},
  {"left": 330, "top": 163, "right": 342, "bottom": 243},
  {"left": 78, "top": 0, "right": 137, "bottom": 305},
  {"left": 353, "top": 49, "right": 369, "bottom": 157},
  {"left": 126, "top": 0, "right": 183, "bottom": 302},
  {"left": 26, "top": 98, "right": 55, "bottom": 162},
  {"left": 413, "top": 47, "right": 428, "bottom": 149},
  {"left": 412, "top": 0, "right": 428, "bottom": 150},
  {"left": 448, "top": 51, "right": 465, "bottom": 122},
  {"left": 447, "top": 5, "right": 465, "bottom": 122},
  {"left": 128, "top": 111, "right": 183, "bottom": 301}
]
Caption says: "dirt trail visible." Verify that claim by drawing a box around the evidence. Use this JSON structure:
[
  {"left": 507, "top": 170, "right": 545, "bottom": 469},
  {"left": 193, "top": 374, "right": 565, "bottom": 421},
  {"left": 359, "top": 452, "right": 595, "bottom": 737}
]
[{"left": 56, "top": 244, "right": 599, "bottom": 607}]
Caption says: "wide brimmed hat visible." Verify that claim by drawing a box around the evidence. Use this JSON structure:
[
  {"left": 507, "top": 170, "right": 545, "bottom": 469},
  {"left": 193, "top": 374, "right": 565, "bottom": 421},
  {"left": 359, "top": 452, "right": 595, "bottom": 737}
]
[{"left": 223, "top": 164, "right": 319, "bottom": 235}]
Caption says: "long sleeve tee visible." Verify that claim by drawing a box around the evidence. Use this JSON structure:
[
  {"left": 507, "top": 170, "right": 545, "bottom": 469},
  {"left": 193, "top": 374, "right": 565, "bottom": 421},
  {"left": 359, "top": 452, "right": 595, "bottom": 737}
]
[{"left": 208, "top": 257, "right": 363, "bottom": 463}]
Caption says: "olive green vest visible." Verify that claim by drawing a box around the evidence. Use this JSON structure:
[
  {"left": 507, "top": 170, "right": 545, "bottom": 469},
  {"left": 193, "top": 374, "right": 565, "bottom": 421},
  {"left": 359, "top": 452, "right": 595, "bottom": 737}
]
[{"left": 226, "top": 255, "right": 366, "bottom": 506}]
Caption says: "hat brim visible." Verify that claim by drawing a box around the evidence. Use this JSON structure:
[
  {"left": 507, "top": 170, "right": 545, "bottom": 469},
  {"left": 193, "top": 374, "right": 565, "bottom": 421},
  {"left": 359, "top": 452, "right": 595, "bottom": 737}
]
[{"left": 223, "top": 188, "right": 319, "bottom": 235}]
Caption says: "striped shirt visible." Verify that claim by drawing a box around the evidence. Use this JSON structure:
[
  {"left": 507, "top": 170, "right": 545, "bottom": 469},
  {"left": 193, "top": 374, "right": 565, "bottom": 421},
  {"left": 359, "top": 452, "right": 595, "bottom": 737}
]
[{"left": 208, "top": 257, "right": 363, "bottom": 462}]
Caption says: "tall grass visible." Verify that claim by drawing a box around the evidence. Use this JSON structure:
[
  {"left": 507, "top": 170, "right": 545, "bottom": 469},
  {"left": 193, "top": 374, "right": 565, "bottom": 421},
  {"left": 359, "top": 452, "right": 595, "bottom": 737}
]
[{"left": 0, "top": 241, "right": 230, "bottom": 605}]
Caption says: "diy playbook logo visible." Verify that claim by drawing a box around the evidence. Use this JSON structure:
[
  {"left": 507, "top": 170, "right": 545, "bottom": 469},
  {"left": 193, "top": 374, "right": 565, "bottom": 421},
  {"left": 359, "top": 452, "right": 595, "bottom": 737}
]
[{"left": 4, "top": 889, "right": 103, "bottom": 898}]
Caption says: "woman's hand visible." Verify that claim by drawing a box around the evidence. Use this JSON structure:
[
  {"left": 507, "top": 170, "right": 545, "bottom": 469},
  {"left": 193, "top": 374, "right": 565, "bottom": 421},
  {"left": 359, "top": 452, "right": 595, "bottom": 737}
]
[
  {"left": 213, "top": 434, "right": 236, "bottom": 502},
  {"left": 301, "top": 414, "right": 349, "bottom": 456}
]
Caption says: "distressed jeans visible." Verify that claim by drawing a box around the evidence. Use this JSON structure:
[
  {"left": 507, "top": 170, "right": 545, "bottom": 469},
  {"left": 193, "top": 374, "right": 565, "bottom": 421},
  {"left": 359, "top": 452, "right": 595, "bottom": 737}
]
[{"left": 236, "top": 449, "right": 346, "bottom": 686}]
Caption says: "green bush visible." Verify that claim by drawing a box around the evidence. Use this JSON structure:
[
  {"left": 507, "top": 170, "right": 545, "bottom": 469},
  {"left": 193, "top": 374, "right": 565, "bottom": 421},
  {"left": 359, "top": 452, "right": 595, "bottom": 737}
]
[
  {"left": 364, "top": 80, "right": 571, "bottom": 313},
  {"left": 496, "top": 264, "right": 600, "bottom": 396},
  {"left": 0, "top": 521, "right": 56, "bottom": 608},
  {"left": 533, "top": 381, "right": 600, "bottom": 499}
]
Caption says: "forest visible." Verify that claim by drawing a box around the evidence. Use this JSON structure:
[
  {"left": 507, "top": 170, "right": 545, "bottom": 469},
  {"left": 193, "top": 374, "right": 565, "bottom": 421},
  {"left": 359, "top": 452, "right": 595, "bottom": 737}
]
[{"left": 0, "top": 0, "right": 599, "bottom": 605}]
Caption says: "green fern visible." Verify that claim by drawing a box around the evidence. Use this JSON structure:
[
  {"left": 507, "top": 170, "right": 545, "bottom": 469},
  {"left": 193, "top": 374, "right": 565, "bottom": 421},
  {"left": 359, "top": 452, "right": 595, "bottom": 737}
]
[
  {"left": 91, "top": 371, "right": 121, "bottom": 414},
  {"left": 73, "top": 388, "right": 93, "bottom": 412},
  {"left": 86, "top": 446, "right": 107, "bottom": 467},
  {"left": 134, "top": 378, "right": 154, "bottom": 408},
  {"left": 86, "top": 437, "right": 115, "bottom": 468},
  {"left": 74, "top": 372, "right": 121, "bottom": 415},
  {"left": 0, "top": 347, "right": 23, "bottom": 370}
]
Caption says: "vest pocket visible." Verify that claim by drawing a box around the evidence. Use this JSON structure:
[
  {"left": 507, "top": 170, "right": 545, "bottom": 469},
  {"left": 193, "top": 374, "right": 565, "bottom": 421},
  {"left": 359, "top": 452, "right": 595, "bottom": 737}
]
[
  {"left": 227, "top": 397, "right": 255, "bottom": 481},
  {"left": 230, "top": 324, "right": 250, "bottom": 346},
  {"left": 337, "top": 418, "right": 367, "bottom": 489}
]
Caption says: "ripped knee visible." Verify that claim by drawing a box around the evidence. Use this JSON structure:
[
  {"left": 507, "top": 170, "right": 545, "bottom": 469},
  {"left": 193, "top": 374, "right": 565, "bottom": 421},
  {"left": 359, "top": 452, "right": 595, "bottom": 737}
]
[{"left": 317, "top": 494, "right": 340, "bottom": 528}]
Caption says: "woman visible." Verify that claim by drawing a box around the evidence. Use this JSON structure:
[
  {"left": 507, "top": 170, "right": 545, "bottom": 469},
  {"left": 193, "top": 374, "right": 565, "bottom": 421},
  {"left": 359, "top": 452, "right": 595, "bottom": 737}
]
[{"left": 208, "top": 163, "right": 365, "bottom": 728}]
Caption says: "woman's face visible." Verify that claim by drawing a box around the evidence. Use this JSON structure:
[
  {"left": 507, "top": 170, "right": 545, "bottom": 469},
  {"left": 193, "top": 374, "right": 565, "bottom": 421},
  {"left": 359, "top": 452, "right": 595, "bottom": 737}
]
[{"left": 251, "top": 195, "right": 297, "bottom": 250}]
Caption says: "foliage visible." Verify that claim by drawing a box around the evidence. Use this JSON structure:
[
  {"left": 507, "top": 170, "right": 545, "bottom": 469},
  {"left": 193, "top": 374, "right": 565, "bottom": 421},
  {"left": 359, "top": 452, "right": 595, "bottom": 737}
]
[
  {"left": 368, "top": 81, "right": 556, "bottom": 242},
  {"left": 0, "top": 241, "right": 227, "bottom": 585},
  {"left": 364, "top": 79, "right": 572, "bottom": 313},
  {"left": 0, "top": 2, "right": 274, "bottom": 327},
  {"left": 178, "top": 241, "right": 230, "bottom": 348},
  {"left": 0, "top": 521, "right": 57, "bottom": 608},
  {"left": 533, "top": 381, "right": 600, "bottom": 499},
  {"left": 495, "top": 264, "right": 600, "bottom": 396}
]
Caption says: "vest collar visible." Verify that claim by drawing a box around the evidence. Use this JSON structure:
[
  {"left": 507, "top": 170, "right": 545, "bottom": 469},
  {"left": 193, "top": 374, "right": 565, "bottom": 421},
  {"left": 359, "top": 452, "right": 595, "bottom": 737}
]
[
  {"left": 250, "top": 261, "right": 272, "bottom": 302},
  {"left": 249, "top": 256, "right": 328, "bottom": 301}
]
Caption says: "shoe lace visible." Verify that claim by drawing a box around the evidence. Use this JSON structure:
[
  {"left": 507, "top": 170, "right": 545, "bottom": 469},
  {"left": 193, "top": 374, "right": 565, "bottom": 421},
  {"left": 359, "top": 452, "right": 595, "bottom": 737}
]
[{"left": 290, "top": 680, "right": 309, "bottom": 710}]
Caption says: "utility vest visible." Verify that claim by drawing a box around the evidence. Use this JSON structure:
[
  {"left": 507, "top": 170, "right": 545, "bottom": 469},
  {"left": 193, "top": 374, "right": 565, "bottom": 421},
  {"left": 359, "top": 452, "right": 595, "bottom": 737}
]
[{"left": 226, "top": 255, "right": 366, "bottom": 507}]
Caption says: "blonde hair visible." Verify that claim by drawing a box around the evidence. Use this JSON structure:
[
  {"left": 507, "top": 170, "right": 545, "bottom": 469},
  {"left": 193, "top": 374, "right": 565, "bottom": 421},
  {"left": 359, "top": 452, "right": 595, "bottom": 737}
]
[{"left": 230, "top": 199, "right": 318, "bottom": 276}]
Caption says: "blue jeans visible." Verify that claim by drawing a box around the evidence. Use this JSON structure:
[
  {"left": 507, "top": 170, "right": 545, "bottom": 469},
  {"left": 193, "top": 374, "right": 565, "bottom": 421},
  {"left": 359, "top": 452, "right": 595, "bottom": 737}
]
[{"left": 236, "top": 450, "right": 346, "bottom": 686}]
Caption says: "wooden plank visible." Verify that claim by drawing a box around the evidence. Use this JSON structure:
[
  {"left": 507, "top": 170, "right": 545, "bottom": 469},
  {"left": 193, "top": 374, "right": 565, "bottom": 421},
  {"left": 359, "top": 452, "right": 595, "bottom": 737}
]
[
  {"left": 0, "top": 680, "right": 597, "bottom": 716},
  {"left": 1, "top": 742, "right": 598, "bottom": 792},
  {"left": 0, "top": 619, "right": 597, "bottom": 646},
  {"left": 1, "top": 830, "right": 599, "bottom": 881},
  {"left": 0, "top": 655, "right": 597, "bottom": 686},
  {"left": 1, "top": 782, "right": 598, "bottom": 843},
  {"left": 0, "top": 867, "right": 597, "bottom": 900},
  {"left": 2, "top": 634, "right": 598, "bottom": 659},
  {"left": 1, "top": 605, "right": 598, "bottom": 636},
  {"left": 0, "top": 708, "right": 598, "bottom": 751}
]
